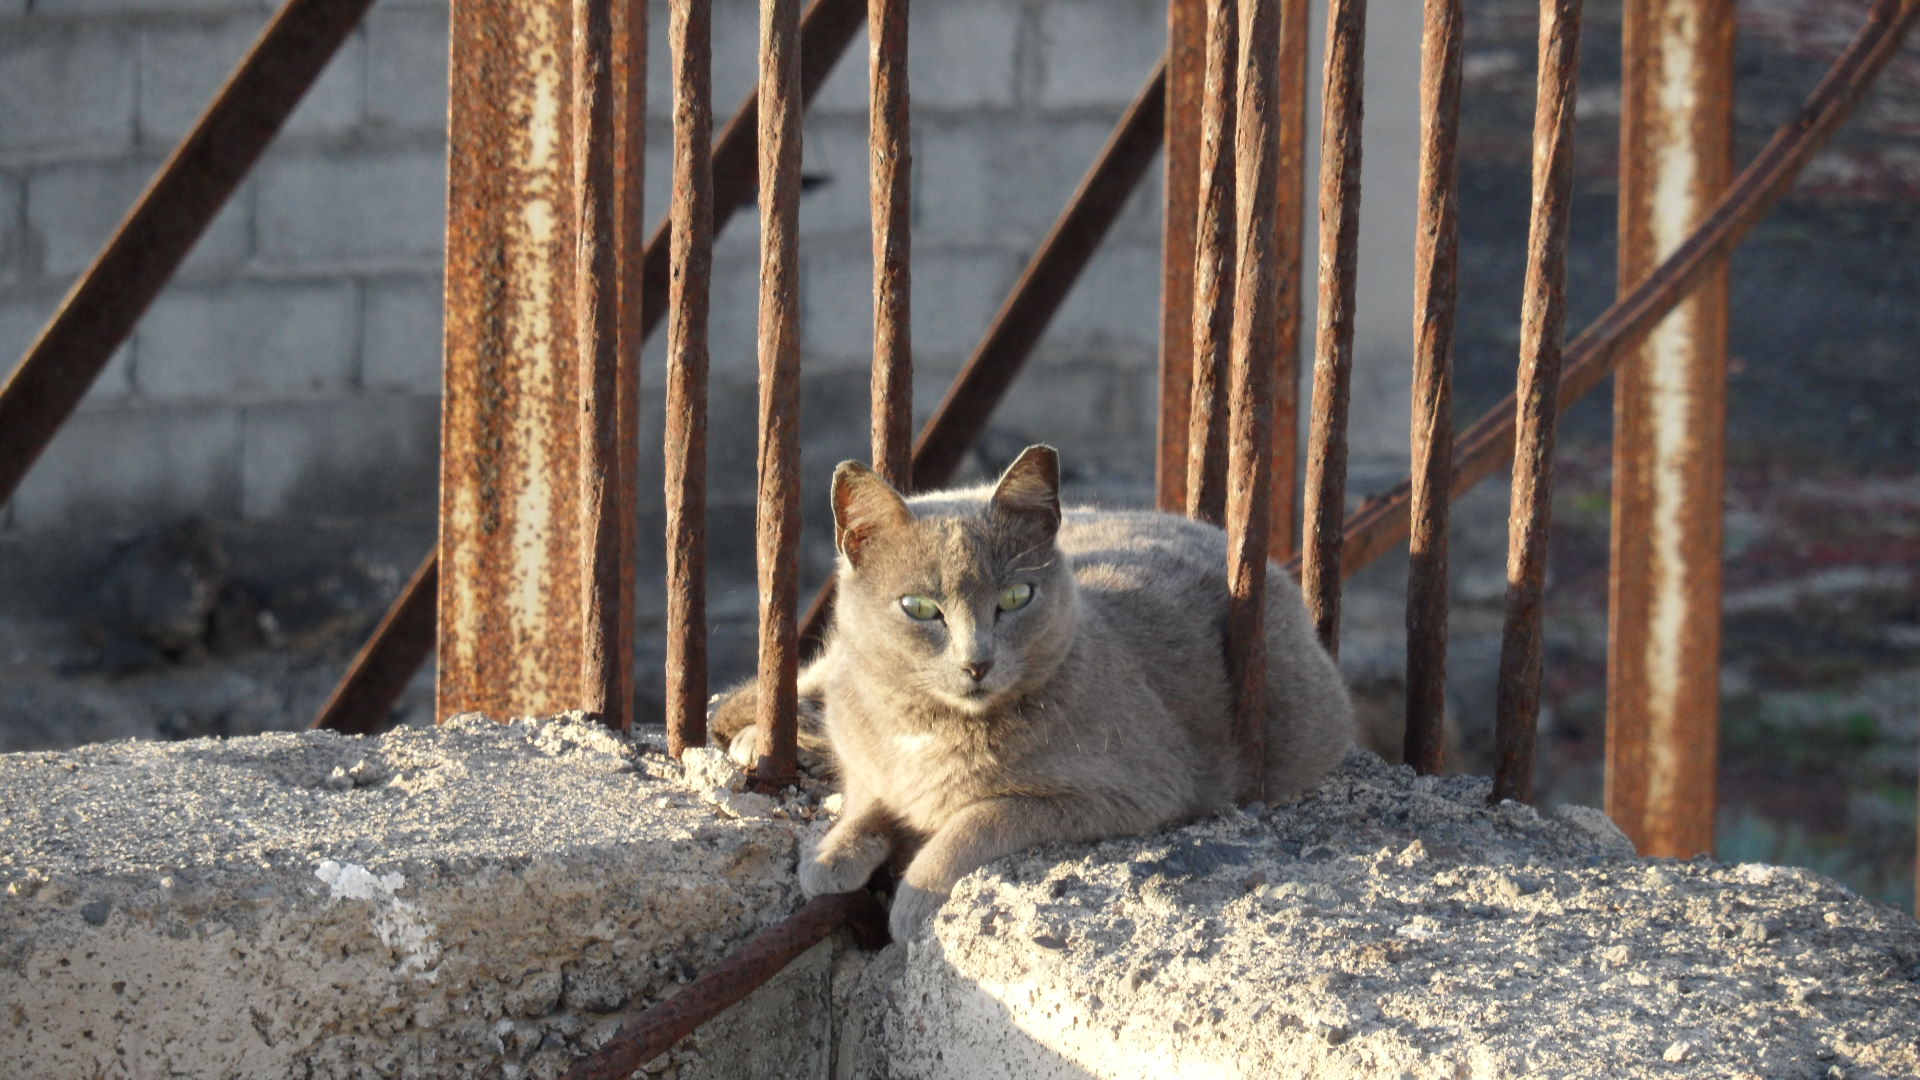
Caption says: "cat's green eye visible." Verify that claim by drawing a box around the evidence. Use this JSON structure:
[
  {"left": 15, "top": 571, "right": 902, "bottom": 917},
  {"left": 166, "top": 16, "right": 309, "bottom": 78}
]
[
  {"left": 899, "top": 595, "right": 942, "bottom": 621},
  {"left": 997, "top": 583, "right": 1034, "bottom": 612}
]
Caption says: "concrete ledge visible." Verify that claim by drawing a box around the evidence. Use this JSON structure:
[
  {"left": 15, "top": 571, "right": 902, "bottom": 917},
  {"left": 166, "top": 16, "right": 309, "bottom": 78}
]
[
  {"left": 864, "top": 752, "right": 1920, "bottom": 1079},
  {"left": 0, "top": 716, "right": 828, "bottom": 1079}
]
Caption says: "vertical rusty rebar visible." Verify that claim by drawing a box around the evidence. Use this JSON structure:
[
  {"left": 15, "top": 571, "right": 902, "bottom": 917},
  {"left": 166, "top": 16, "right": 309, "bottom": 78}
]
[
  {"left": 1301, "top": 0, "right": 1368, "bottom": 658},
  {"left": 613, "top": 0, "right": 646, "bottom": 731},
  {"left": 665, "top": 0, "right": 713, "bottom": 758},
  {"left": 751, "top": 0, "right": 804, "bottom": 787},
  {"left": 1186, "top": 0, "right": 1239, "bottom": 527},
  {"left": 1606, "top": 0, "right": 1733, "bottom": 858},
  {"left": 1227, "top": 0, "right": 1281, "bottom": 806},
  {"left": 869, "top": 0, "right": 912, "bottom": 490},
  {"left": 1405, "top": 0, "right": 1464, "bottom": 775},
  {"left": 1269, "top": 0, "right": 1309, "bottom": 563},
  {"left": 1493, "top": 0, "right": 1584, "bottom": 806},
  {"left": 575, "top": 0, "right": 636, "bottom": 732},
  {"left": 1158, "top": 0, "right": 1205, "bottom": 514}
]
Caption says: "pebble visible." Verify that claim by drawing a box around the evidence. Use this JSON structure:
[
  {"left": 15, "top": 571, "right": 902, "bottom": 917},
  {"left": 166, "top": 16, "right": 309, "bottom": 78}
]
[{"left": 1663, "top": 1040, "right": 1694, "bottom": 1063}]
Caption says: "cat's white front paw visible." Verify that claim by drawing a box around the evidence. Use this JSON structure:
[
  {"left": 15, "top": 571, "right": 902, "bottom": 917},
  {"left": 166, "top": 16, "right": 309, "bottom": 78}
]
[
  {"left": 888, "top": 882, "right": 947, "bottom": 942},
  {"left": 798, "top": 831, "right": 888, "bottom": 897}
]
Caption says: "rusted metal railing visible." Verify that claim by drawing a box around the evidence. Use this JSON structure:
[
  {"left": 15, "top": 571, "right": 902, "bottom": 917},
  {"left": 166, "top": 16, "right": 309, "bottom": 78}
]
[
  {"left": 1158, "top": 0, "right": 1203, "bottom": 517},
  {"left": 1404, "top": 0, "right": 1464, "bottom": 776},
  {"left": 1269, "top": 0, "right": 1309, "bottom": 564},
  {"left": 1184, "top": 0, "right": 1239, "bottom": 527},
  {"left": 1300, "top": 0, "right": 1367, "bottom": 659},
  {"left": 1607, "top": 0, "right": 1734, "bottom": 858},
  {"left": 665, "top": 0, "right": 716, "bottom": 759},
  {"left": 0, "top": 0, "right": 374, "bottom": 508},
  {"left": 868, "top": 0, "right": 913, "bottom": 492}
]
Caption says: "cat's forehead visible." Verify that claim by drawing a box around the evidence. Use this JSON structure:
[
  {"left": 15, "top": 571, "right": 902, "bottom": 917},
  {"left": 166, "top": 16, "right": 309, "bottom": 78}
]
[{"left": 856, "top": 508, "right": 1025, "bottom": 593}]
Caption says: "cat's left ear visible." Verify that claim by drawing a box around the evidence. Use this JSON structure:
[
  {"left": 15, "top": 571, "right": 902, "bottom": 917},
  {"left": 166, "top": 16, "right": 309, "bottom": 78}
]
[
  {"left": 989, "top": 445, "right": 1061, "bottom": 539},
  {"left": 832, "top": 461, "right": 913, "bottom": 569}
]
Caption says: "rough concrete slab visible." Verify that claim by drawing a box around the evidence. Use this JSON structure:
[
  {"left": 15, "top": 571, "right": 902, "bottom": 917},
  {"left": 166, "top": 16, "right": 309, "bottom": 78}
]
[
  {"left": 863, "top": 751, "right": 1920, "bottom": 1079},
  {"left": 0, "top": 715, "right": 829, "bottom": 1079}
]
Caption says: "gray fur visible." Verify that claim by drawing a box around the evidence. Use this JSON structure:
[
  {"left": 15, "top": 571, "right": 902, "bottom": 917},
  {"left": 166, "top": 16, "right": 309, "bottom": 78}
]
[{"left": 710, "top": 446, "right": 1353, "bottom": 940}]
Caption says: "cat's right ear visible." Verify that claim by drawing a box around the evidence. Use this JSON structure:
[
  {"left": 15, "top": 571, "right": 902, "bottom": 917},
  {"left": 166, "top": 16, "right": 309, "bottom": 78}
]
[{"left": 831, "top": 461, "right": 913, "bottom": 569}]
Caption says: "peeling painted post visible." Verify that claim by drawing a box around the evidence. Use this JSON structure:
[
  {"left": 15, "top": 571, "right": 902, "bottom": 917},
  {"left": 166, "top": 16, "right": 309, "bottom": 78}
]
[
  {"left": 750, "top": 0, "right": 805, "bottom": 789},
  {"left": 665, "top": 0, "right": 714, "bottom": 758},
  {"left": 439, "top": 2, "right": 590, "bottom": 722},
  {"left": 1607, "top": 0, "right": 1733, "bottom": 858},
  {"left": 1158, "top": 0, "right": 1204, "bottom": 515},
  {"left": 869, "top": 0, "right": 912, "bottom": 491},
  {"left": 1301, "top": 0, "right": 1368, "bottom": 658},
  {"left": 1405, "top": 0, "right": 1464, "bottom": 776},
  {"left": 1186, "top": 0, "right": 1239, "bottom": 527},
  {"left": 1493, "top": 0, "right": 1584, "bottom": 806}
]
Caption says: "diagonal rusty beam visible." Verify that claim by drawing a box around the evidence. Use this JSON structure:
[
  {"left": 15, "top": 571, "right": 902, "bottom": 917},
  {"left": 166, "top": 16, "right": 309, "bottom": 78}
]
[{"left": 0, "top": 0, "right": 376, "bottom": 508}]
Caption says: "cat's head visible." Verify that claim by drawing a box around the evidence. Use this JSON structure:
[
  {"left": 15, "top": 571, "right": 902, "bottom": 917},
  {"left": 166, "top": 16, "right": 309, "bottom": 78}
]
[{"left": 829, "top": 445, "right": 1077, "bottom": 715}]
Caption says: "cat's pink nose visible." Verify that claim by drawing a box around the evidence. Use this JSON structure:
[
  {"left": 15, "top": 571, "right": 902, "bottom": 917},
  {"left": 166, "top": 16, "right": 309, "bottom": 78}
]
[{"left": 963, "top": 660, "right": 994, "bottom": 682}]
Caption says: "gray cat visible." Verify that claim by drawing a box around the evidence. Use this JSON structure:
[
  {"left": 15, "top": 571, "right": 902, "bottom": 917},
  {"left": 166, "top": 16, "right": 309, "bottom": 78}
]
[{"left": 710, "top": 445, "right": 1353, "bottom": 940}]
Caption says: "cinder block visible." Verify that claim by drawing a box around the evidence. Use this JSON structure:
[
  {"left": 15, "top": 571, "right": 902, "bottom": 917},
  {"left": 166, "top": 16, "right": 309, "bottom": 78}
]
[
  {"left": 0, "top": 172, "right": 21, "bottom": 285},
  {"left": 0, "top": 293, "right": 134, "bottom": 408},
  {"left": 136, "top": 280, "right": 359, "bottom": 401},
  {"left": 914, "top": 116, "right": 1116, "bottom": 245},
  {"left": 361, "top": 274, "right": 443, "bottom": 393},
  {"left": 0, "top": 25, "right": 136, "bottom": 156},
  {"left": 800, "top": 243, "right": 1022, "bottom": 366},
  {"left": 25, "top": 160, "right": 251, "bottom": 279},
  {"left": 137, "top": 19, "right": 361, "bottom": 146},
  {"left": 5, "top": 403, "right": 242, "bottom": 531},
  {"left": 255, "top": 148, "right": 444, "bottom": 266},
  {"left": 239, "top": 393, "right": 439, "bottom": 520},
  {"left": 365, "top": 8, "right": 448, "bottom": 134},
  {"left": 1033, "top": 0, "right": 1166, "bottom": 110},
  {"left": 810, "top": 0, "right": 1022, "bottom": 115},
  {"left": 797, "top": 117, "right": 873, "bottom": 242},
  {"left": 1041, "top": 236, "right": 1160, "bottom": 359}
]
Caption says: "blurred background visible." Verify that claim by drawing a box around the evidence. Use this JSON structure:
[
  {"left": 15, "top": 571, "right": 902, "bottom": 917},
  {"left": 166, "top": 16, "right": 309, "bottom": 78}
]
[{"left": 0, "top": 0, "right": 1914, "bottom": 908}]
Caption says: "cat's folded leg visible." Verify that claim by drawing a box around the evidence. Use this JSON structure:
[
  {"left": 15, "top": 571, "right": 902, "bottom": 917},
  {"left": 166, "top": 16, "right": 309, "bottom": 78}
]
[
  {"left": 705, "top": 672, "right": 833, "bottom": 769},
  {"left": 798, "top": 798, "right": 892, "bottom": 897},
  {"left": 892, "top": 794, "right": 1132, "bottom": 941}
]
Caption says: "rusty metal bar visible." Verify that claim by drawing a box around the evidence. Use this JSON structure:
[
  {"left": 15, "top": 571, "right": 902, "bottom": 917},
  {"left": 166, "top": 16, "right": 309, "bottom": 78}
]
[
  {"left": 0, "top": 0, "right": 374, "bottom": 507},
  {"left": 1605, "top": 0, "right": 1733, "bottom": 857},
  {"left": 1404, "top": 0, "right": 1464, "bottom": 775},
  {"left": 311, "top": 555, "right": 438, "bottom": 734},
  {"left": 1492, "top": 0, "right": 1583, "bottom": 806},
  {"left": 1321, "top": 0, "right": 1917, "bottom": 590},
  {"left": 614, "top": 2, "right": 646, "bottom": 731},
  {"left": 1158, "top": 0, "right": 1204, "bottom": 514},
  {"left": 750, "top": 0, "right": 804, "bottom": 789},
  {"left": 1300, "top": 0, "right": 1368, "bottom": 658},
  {"left": 561, "top": 891, "right": 887, "bottom": 1080},
  {"left": 317, "top": 0, "right": 866, "bottom": 734},
  {"left": 1269, "top": 0, "right": 1309, "bottom": 563},
  {"left": 798, "top": 60, "right": 1168, "bottom": 647},
  {"left": 869, "top": 0, "right": 912, "bottom": 490},
  {"left": 1226, "top": 0, "right": 1280, "bottom": 805},
  {"left": 665, "top": 0, "right": 714, "bottom": 758},
  {"left": 575, "top": 0, "right": 638, "bottom": 733},
  {"left": 1185, "top": 0, "right": 1238, "bottom": 527}
]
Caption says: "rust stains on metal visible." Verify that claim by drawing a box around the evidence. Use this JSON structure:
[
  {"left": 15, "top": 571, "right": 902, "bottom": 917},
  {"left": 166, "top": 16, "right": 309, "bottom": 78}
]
[
  {"left": 800, "top": 61, "right": 1168, "bottom": 649},
  {"left": 751, "top": 0, "right": 805, "bottom": 789},
  {"left": 561, "top": 891, "right": 888, "bottom": 1080},
  {"left": 0, "top": 0, "right": 374, "bottom": 507},
  {"left": 439, "top": 0, "right": 586, "bottom": 723},
  {"left": 1300, "top": 0, "right": 1367, "bottom": 659},
  {"left": 1158, "top": 0, "right": 1204, "bottom": 515},
  {"left": 613, "top": 0, "right": 647, "bottom": 731},
  {"left": 665, "top": 0, "right": 714, "bottom": 759},
  {"left": 1322, "top": 0, "right": 1917, "bottom": 590},
  {"left": 869, "top": 0, "right": 913, "bottom": 491},
  {"left": 1405, "top": 0, "right": 1464, "bottom": 777},
  {"left": 1185, "top": 0, "right": 1238, "bottom": 528},
  {"left": 1607, "top": 0, "right": 1734, "bottom": 859},
  {"left": 575, "top": 0, "right": 638, "bottom": 733},
  {"left": 1226, "top": 0, "right": 1280, "bottom": 806},
  {"left": 1269, "top": 0, "right": 1309, "bottom": 564},
  {"left": 311, "top": 553, "right": 438, "bottom": 733},
  {"left": 1493, "top": 0, "right": 1583, "bottom": 807}
]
